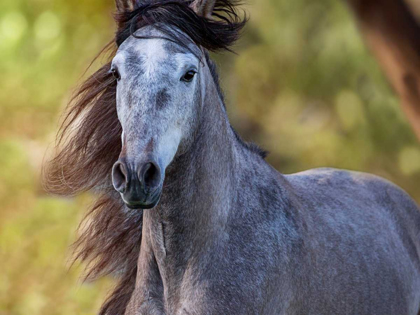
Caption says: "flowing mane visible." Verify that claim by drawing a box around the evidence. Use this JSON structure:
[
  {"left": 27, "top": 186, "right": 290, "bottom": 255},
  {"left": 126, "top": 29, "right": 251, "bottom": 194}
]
[{"left": 43, "top": 1, "right": 246, "bottom": 314}]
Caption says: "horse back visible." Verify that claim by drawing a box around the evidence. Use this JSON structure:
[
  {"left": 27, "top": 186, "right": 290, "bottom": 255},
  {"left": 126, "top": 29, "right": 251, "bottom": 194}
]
[{"left": 283, "top": 168, "right": 420, "bottom": 314}]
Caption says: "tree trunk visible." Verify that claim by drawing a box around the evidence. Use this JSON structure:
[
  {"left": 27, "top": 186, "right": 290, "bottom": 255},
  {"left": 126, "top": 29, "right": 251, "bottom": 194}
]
[{"left": 346, "top": 0, "right": 420, "bottom": 140}]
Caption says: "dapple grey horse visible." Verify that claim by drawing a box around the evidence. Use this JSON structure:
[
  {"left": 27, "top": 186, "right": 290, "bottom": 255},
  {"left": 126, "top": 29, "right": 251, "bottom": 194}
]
[
  {"left": 108, "top": 1, "right": 420, "bottom": 314},
  {"left": 45, "top": 0, "right": 420, "bottom": 314}
]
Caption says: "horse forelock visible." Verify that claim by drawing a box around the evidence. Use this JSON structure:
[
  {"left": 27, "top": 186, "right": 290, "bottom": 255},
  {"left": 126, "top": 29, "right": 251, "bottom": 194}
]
[{"left": 114, "top": 0, "right": 246, "bottom": 51}]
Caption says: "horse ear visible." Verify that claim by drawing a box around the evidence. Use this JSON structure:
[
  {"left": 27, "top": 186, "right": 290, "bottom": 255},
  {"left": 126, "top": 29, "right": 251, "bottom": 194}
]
[
  {"left": 190, "top": 0, "right": 217, "bottom": 18},
  {"left": 115, "top": 0, "right": 136, "bottom": 12}
]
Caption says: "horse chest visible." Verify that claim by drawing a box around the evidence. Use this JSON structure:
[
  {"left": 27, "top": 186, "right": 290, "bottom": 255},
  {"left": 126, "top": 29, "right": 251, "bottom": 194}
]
[{"left": 136, "top": 236, "right": 289, "bottom": 315}]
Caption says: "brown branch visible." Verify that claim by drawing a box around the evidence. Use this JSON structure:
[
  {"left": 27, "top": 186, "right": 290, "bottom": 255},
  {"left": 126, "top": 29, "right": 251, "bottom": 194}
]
[{"left": 346, "top": 0, "right": 420, "bottom": 140}]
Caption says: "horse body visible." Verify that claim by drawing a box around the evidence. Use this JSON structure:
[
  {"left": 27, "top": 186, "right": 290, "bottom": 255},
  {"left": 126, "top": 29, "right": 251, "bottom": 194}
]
[
  {"left": 126, "top": 141, "right": 420, "bottom": 314},
  {"left": 118, "top": 26, "right": 420, "bottom": 313},
  {"left": 44, "top": 0, "right": 420, "bottom": 314},
  {"left": 123, "top": 95, "right": 420, "bottom": 314}
]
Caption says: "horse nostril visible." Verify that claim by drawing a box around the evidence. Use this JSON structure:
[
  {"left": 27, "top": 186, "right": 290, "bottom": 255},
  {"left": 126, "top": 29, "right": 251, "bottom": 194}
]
[
  {"left": 139, "top": 162, "right": 161, "bottom": 189},
  {"left": 112, "top": 161, "right": 128, "bottom": 193}
]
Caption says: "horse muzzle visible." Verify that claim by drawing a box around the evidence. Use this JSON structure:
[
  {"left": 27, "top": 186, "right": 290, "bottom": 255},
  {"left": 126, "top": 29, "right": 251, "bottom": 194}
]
[{"left": 112, "top": 158, "right": 163, "bottom": 209}]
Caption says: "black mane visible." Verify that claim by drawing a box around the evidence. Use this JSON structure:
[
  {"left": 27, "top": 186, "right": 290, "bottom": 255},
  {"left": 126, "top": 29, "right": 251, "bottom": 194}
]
[{"left": 114, "top": 0, "right": 246, "bottom": 50}]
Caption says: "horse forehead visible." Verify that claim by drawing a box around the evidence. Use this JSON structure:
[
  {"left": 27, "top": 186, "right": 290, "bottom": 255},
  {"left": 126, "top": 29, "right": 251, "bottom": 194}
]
[
  {"left": 117, "top": 26, "right": 199, "bottom": 70},
  {"left": 120, "top": 38, "right": 171, "bottom": 71}
]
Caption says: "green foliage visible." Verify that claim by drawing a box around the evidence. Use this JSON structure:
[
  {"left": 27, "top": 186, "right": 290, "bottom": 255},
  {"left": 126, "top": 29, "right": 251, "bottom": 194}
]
[
  {"left": 0, "top": 0, "right": 114, "bottom": 313},
  {"left": 0, "top": 0, "right": 419, "bottom": 313},
  {"left": 229, "top": 0, "right": 420, "bottom": 194}
]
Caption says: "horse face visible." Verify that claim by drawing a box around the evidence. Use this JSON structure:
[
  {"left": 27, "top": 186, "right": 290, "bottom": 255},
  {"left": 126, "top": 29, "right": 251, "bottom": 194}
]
[{"left": 111, "top": 26, "right": 202, "bottom": 209}]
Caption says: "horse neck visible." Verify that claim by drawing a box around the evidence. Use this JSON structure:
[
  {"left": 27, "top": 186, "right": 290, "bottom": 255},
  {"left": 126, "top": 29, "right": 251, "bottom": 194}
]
[
  {"left": 141, "top": 62, "right": 250, "bottom": 266},
  {"left": 157, "top": 65, "right": 237, "bottom": 238},
  {"left": 137, "top": 59, "right": 279, "bottom": 308}
]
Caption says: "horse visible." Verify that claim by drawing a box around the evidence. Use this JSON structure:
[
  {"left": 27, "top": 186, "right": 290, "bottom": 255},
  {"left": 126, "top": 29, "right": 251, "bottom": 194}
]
[{"left": 44, "top": 0, "right": 420, "bottom": 314}]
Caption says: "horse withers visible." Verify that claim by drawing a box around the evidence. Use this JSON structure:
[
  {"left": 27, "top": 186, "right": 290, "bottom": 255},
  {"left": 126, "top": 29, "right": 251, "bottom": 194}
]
[{"left": 44, "top": 0, "right": 420, "bottom": 314}]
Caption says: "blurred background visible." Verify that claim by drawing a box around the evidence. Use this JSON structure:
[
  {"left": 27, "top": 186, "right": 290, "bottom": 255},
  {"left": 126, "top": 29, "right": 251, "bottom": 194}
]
[{"left": 1, "top": 0, "right": 419, "bottom": 314}]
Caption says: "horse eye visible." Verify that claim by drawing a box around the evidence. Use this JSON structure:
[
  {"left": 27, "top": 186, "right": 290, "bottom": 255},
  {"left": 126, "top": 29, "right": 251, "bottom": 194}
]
[
  {"left": 181, "top": 70, "right": 196, "bottom": 82},
  {"left": 110, "top": 67, "right": 121, "bottom": 81}
]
